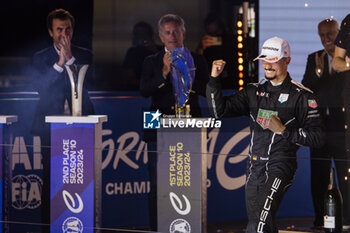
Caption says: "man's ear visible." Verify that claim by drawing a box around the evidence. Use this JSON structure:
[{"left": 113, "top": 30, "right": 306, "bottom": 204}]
[
  {"left": 48, "top": 29, "right": 53, "bottom": 38},
  {"left": 159, "top": 34, "right": 165, "bottom": 44},
  {"left": 286, "top": 57, "right": 291, "bottom": 64}
]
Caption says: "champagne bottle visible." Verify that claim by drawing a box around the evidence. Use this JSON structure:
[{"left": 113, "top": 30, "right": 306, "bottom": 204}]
[{"left": 324, "top": 167, "right": 343, "bottom": 233}]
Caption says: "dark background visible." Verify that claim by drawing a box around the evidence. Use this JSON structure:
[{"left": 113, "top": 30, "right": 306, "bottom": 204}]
[
  {"left": 0, "top": 0, "right": 93, "bottom": 56},
  {"left": 0, "top": 0, "right": 258, "bottom": 91}
]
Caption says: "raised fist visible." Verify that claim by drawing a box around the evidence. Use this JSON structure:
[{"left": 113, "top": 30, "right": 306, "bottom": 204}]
[{"left": 211, "top": 59, "right": 226, "bottom": 78}]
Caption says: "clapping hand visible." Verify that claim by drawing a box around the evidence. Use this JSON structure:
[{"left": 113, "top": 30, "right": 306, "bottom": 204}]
[
  {"left": 162, "top": 51, "right": 172, "bottom": 77},
  {"left": 315, "top": 51, "right": 326, "bottom": 76},
  {"left": 57, "top": 35, "right": 72, "bottom": 67},
  {"left": 345, "top": 56, "right": 350, "bottom": 66}
]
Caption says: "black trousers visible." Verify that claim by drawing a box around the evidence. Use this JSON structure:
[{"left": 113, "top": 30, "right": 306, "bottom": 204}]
[{"left": 245, "top": 158, "right": 296, "bottom": 233}]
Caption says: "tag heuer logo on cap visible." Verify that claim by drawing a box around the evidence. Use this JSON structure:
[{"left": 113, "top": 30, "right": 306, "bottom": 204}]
[{"left": 256, "top": 108, "right": 278, "bottom": 129}]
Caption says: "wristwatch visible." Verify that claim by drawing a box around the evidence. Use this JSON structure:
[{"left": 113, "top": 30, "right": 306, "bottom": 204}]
[{"left": 281, "top": 129, "right": 290, "bottom": 138}]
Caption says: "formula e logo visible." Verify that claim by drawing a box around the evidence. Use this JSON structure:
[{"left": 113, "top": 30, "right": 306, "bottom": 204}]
[
  {"left": 143, "top": 110, "right": 161, "bottom": 129},
  {"left": 62, "top": 217, "right": 83, "bottom": 233},
  {"left": 169, "top": 218, "right": 191, "bottom": 233},
  {"left": 62, "top": 190, "right": 84, "bottom": 213},
  {"left": 12, "top": 174, "right": 42, "bottom": 210},
  {"left": 169, "top": 192, "right": 191, "bottom": 215}
]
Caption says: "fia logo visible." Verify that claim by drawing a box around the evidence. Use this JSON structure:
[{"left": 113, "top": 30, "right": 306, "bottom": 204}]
[
  {"left": 169, "top": 218, "right": 191, "bottom": 233},
  {"left": 62, "top": 217, "right": 83, "bottom": 233},
  {"left": 12, "top": 174, "right": 42, "bottom": 210},
  {"left": 143, "top": 110, "right": 161, "bottom": 129}
]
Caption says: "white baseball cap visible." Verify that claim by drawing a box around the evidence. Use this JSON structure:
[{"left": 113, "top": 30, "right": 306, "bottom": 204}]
[{"left": 254, "top": 37, "right": 291, "bottom": 63}]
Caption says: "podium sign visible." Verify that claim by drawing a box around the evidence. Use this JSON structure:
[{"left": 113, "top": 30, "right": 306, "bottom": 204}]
[
  {"left": 0, "top": 116, "right": 17, "bottom": 233},
  {"left": 46, "top": 116, "right": 107, "bottom": 233},
  {"left": 157, "top": 118, "right": 207, "bottom": 233}
]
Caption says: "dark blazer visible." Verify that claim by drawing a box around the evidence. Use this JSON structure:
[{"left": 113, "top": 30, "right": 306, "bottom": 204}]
[
  {"left": 31, "top": 45, "right": 95, "bottom": 135},
  {"left": 140, "top": 50, "right": 209, "bottom": 141},
  {"left": 302, "top": 49, "right": 344, "bottom": 135}
]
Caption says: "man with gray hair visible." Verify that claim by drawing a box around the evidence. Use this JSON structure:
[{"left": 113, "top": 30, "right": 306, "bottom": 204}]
[
  {"left": 301, "top": 18, "right": 350, "bottom": 229},
  {"left": 140, "top": 14, "right": 209, "bottom": 230}
]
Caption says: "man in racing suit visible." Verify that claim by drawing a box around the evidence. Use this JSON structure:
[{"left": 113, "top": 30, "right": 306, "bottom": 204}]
[{"left": 206, "top": 37, "right": 325, "bottom": 233}]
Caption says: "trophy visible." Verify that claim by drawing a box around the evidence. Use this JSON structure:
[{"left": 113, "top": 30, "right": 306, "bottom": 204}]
[
  {"left": 170, "top": 48, "right": 195, "bottom": 118},
  {"left": 65, "top": 64, "right": 89, "bottom": 116}
]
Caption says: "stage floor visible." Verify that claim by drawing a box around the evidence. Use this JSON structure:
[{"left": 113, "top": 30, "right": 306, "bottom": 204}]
[
  {"left": 14, "top": 217, "right": 342, "bottom": 232},
  {"left": 207, "top": 217, "right": 316, "bottom": 233},
  {"left": 96, "top": 217, "right": 349, "bottom": 232}
]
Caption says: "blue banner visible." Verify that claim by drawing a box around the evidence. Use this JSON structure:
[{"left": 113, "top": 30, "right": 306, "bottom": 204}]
[
  {"left": 50, "top": 123, "right": 96, "bottom": 233},
  {"left": 0, "top": 92, "right": 314, "bottom": 231}
]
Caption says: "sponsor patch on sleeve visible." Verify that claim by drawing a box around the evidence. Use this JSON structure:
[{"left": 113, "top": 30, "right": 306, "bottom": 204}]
[
  {"left": 308, "top": 110, "right": 318, "bottom": 114},
  {"left": 307, "top": 114, "right": 320, "bottom": 118},
  {"left": 308, "top": 99, "right": 318, "bottom": 109}
]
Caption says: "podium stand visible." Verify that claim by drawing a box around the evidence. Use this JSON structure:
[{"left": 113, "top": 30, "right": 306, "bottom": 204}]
[
  {"left": 157, "top": 118, "right": 207, "bottom": 233},
  {"left": 45, "top": 115, "right": 107, "bottom": 233},
  {"left": 0, "top": 115, "right": 17, "bottom": 233}
]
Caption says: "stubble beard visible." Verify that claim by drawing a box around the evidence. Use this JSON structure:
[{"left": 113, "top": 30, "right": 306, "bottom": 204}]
[
  {"left": 265, "top": 72, "right": 277, "bottom": 81},
  {"left": 265, "top": 75, "right": 276, "bottom": 81}
]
